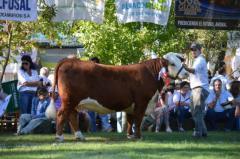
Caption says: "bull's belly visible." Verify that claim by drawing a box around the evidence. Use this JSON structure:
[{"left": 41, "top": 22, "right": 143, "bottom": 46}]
[
  {"left": 76, "top": 98, "right": 135, "bottom": 114},
  {"left": 76, "top": 91, "right": 159, "bottom": 115}
]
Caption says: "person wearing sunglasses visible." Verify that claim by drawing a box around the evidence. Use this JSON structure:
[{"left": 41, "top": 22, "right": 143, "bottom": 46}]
[
  {"left": 182, "top": 42, "right": 209, "bottom": 138},
  {"left": 17, "top": 55, "right": 42, "bottom": 114}
]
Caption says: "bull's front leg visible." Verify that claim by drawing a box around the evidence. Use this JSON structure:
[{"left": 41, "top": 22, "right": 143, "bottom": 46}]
[{"left": 129, "top": 101, "right": 148, "bottom": 140}]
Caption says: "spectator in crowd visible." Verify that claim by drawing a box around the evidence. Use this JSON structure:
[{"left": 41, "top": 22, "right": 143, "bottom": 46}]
[
  {"left": 99, "top": 114, "right": 112, "bottom": 132},
  {"left": 183, "top": 42, "right": 209, "bottom": 138},
  {"left": 39, "top": 67, "right": 52, "bottom": 90},
  {"left": 206, "top": 79, "right": 235, "bottom": 131},
  {"left": 155, "top": 85, "right": 174, "bottom": 133},
  {"left": 17, "top": 55, "right": 42, "bottom": 114},
  {"left": 16, "top": 87, "right": 51, "bottom": 135},
  {"left": 231, "top": 48, "right": 240, "bottom": 80},
  {"left": 173, "top": 81, "right": 192, "bottom": 132},
  {"left": 230, "top": 81, "right": 240, "bottom": 128},
  {"left": 210, "top": 61, "right": 231, "bottom": 90}
]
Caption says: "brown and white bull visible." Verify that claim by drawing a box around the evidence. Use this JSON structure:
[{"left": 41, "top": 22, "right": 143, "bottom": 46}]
[{"left": 46, "top": 52, "right": 188, "bottom": 141}]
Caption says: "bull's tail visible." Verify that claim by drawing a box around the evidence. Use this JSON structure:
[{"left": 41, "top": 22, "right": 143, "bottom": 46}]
[{"left": 45, "top": 60, "right": 63, "bottom": 119}]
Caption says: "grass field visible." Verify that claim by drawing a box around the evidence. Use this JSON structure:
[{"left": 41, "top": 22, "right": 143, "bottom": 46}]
[{"left": 0, "top": 131, "right": 240, "bottom": 159}]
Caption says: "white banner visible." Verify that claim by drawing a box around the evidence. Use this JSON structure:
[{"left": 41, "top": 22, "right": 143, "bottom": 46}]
[
  {"left": 0, "top": 0, "right": 37, "bottom": 21},
  {"left": 52, "top": 0, "right": 105, "bottom": 23},
  {"left": 116, "top": 0, "right": 172, "bottom": 25}
]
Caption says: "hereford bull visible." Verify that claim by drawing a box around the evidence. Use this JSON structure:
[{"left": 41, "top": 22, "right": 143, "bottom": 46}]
[{"left": 46, "top": 52, "right": 188, "bottom": 141}]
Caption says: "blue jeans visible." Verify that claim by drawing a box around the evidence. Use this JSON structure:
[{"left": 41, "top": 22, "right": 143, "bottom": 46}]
[
  {"left": 17, "top": 114, "right": 47, "bottom": 134},
  {"left": 99, "top": 114, "right": 112, "bottom": 130},
  {"left": 19, "top": 91, "right": 35, "bottom": 114},
  {"left": 88, "top": 111, "right": 96, "bottom": 132},
  {"left": 176, "top": 106, "right": 191, "bottom": 127},
  {"left": 236, "top": 117, "right": 240, "bottom": 130},
  {"left": 206, "top": 108, "right": 235, "bottom": 130}
]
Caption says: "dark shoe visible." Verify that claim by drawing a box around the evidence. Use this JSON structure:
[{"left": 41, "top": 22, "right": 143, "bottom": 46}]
[
  {"left": 224, "top": 129, "right": 231, "bottom": 132},
  {"left": 192, "top": 131, "right": 201, "bottom": 138}
]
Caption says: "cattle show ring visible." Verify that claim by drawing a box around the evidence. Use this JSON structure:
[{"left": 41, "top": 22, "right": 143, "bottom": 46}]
[{"left": 0, "top": 1, "right": 240, "bottom": 159}]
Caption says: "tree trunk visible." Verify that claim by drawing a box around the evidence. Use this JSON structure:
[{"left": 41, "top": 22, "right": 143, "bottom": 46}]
[{"left": 0, "top": 23, "right": 12, "bottom": 90}]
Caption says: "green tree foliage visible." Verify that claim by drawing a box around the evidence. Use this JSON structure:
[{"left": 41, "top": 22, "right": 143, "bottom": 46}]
[
  {"left": 72, "top": 0, "right": 191, "bottom": 65},
  {"left": 72, "top": 0, "right": 227, "bottom": 66},
  {"left": 0, "top": 0, "right": 228, "bottom": 69}
]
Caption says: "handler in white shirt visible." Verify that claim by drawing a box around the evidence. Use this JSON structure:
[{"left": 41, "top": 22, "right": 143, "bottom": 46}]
[{"left": 183, "top": 42, "right": 209, "bottom": 137}]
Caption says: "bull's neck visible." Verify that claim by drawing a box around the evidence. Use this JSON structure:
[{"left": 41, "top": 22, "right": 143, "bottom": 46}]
[{"left": 143, "top": 58, "right": 162, "bottom": 79}]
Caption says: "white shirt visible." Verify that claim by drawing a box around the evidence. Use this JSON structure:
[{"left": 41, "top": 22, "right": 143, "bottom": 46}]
[
  {"left": 209, "top": 74, "right": 231, "bottom": 90},
  {"left": 173, "top": 91, "right": 191, "bottom": 110},
  {"left": 189, "top": 54, "right": 209, "bottom": 90},
  {"left": 206, "top": 89, "right": 233, "bottom": 112},
  {"left": 40, "top": 75, "right": 51, "bottom": 86},
  {"left": 17, "top": 69, "right": 40, "bottom": 92}
]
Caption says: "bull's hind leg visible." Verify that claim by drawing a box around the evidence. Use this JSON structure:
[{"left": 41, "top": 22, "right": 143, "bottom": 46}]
[
  {"left": 68, "top": 110, "right": 85, "bottom": 141},
  {"left": 126, "top": 114, "right": 134, "bottom": 138},
  {"left": 56, "top": 107, "right": 69, "bottom": 142}
]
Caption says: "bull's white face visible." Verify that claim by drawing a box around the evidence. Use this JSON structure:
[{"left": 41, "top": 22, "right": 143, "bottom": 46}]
[{"left": 163, "top": 52, "right": 189, "bottom": 79}]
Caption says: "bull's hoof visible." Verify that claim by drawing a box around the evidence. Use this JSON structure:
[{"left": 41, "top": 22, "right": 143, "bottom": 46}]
[
  {"left": 127, "top": 134, "right": 142, "bottom": 140},
  {"left": 55, "top": 134, "right": 64, "bottom": 142},
  {"left": 75, "top": 131, "right": 86, "bottom": 141},
  {"left": 76, "top": 137, "right": 86, "bottom": 141}
]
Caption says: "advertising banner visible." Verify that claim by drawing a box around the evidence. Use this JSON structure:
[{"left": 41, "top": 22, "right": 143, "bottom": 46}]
[
  {"left": 116, "top": 0, "right": 172, "bottom": 26},
  {"left": 0, "top": 0, "right": 37, "bottom": 21},
  {"left": 52, "top": 0, "right": 105, "bottom": 24},
  {"left": 175, "top": 0, "right": 240, "bottom": 30}
]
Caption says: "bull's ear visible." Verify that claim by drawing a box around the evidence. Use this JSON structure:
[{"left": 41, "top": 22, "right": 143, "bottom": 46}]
[
  {"left": 163, "top": 54, "right": 168, "bottom": 60},
  {"left": 163, "top": 54, "right": 172, "bottom": 66}
]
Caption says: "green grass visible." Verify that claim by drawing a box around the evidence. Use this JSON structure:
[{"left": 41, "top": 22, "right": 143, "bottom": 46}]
[{"left": 0, "top": 131, "right": 240, "bottom": 159}]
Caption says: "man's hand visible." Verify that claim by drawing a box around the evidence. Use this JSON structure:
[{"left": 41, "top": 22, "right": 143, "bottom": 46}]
[
  {"left": 182, "top": 63, "right": 195, "bottom": 74},
  {"left": 182, "top": 63, "right": 188, "bottom": 69}
]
